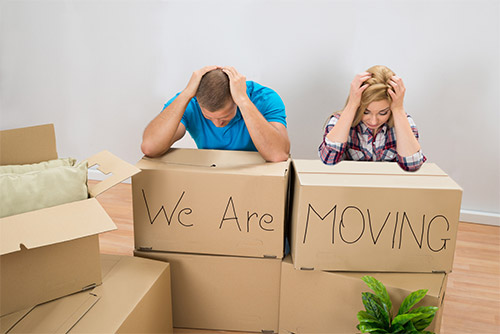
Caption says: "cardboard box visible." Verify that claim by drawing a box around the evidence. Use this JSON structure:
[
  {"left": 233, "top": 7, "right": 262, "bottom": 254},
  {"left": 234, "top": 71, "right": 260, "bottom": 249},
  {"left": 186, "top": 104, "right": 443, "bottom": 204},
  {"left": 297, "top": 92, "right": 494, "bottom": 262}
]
[
  {"left": 0, "top": 124, "right": 141, "bottom": 316},
  {"left": 134, "top": 250, "right": 281, "bottom": 333},
  {"left": 279, "top": 256, "right": 446, "bottom": 334},
  {"left": 290, "top": 160, "right": 463, "bottom": 272},
  {"left": 132, "top": 148, "right": 290, "bottom": 258},
  {"left": 0, "top": 254, "right": 173, "bottom": 334}
]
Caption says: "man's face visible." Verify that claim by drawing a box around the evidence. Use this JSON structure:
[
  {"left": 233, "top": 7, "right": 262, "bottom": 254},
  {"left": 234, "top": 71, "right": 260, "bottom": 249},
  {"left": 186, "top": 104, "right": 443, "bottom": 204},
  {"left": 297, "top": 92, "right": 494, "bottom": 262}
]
[{"left": 200, "top": 101, "right": 237, "bottom": 127}]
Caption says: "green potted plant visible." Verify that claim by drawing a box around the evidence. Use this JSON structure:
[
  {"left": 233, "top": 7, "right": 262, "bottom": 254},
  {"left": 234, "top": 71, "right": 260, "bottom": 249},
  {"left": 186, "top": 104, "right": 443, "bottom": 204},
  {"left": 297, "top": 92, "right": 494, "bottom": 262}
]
[{"left": 357, "top": 275, "right": 439, "bottom": 334}]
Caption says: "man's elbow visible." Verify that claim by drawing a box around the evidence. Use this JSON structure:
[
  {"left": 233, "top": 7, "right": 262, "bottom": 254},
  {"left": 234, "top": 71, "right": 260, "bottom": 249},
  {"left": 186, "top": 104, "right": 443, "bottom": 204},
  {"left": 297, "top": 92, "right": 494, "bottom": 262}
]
[
  {"left": 141, "top": 140, "right": 161, "bottom": 158},
  {"left": 265, "top": 151, "right": 290, "bottom": 163}
]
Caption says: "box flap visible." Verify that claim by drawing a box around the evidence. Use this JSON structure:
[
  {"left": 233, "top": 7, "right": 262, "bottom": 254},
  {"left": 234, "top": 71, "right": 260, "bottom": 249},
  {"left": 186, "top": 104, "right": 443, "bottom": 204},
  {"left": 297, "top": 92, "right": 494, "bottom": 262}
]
[
  {"left": 294, "top": 160, "right": 462, "bottom": 191},
  {"left": 154, "top": 148, "right": 266, "bottom": 166},
  {"left": 0, "top": 307, "right": 33, "bottom": 334},
  {"left": 99, "top": 254, "right": 122, "bottom": 278},
  {"left": 338, "top": 272, "right": 446, "bottom": 299},
  {"left": 0, "top": 124, "right": 57, "bottom": 166},
  {"left": 5, "top": 292, "right": 99, "bottom": 334},
  {"left": 69, "top": 255, "right": 172, "bottom": 333},
  {"left": 298, "top": 173, "right": 463, "bottom": 190},
  {"left": 0, "top": 256, "right": 119, "bottom": 334},
  {"left": 136, "top": 148, "right": 289, "bottom": 176},
  {"left": 0, "top": 198, "right": 116, "bottom": 256},
  {"left": 87, "top": 150, "right": 141, "bottom": 197},
  {"left": 294, "top": 160, "right": 448, "bottom": 176},
  {"left": 3, "top": 255, "right": 172, "bottom": 334},
  {"left": 283, "top": 255, "right": 446, "bottom": 298}
]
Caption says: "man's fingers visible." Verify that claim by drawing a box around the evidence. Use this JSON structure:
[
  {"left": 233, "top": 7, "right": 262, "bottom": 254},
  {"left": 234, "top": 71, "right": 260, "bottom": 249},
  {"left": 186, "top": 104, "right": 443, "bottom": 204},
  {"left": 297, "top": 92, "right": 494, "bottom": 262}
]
[
  {"left": 205, "top": 65, "right": 219, "bottom": 71},
  {"left": 223, "top": 67, "right": 246, "bottom": 84},
  {"left": 222, "top": 67, "right": 234, "bottom": 80},
  {"left": 199, "top": 65, "right": 219, "bottom": 75},
  {"left": 224, "top": 66, "right": 237, "bottom": 73},
  {"left": 222, "top": 66, "right": 234, "bottom": 75}
]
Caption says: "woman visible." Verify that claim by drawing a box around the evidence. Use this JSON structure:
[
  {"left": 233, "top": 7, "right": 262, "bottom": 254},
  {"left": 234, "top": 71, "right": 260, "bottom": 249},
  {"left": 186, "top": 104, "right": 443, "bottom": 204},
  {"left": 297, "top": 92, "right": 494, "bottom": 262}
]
[{"left": 318, "top": 65, "right": 425, "bottom": 171}]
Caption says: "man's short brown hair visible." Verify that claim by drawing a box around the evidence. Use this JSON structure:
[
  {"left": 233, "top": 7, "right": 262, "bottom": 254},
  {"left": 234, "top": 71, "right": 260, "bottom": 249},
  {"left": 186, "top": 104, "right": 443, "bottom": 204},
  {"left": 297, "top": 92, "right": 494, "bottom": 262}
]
[{"left": 196, "top": 69, "right": 233, "bottom": 112}]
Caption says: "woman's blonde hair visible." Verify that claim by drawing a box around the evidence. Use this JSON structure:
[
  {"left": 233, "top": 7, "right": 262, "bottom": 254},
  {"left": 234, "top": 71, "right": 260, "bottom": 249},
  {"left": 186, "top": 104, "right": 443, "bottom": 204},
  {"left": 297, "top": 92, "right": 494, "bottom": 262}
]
[{"left": 327, "top": 65, "right": 396, "bottom": 128}]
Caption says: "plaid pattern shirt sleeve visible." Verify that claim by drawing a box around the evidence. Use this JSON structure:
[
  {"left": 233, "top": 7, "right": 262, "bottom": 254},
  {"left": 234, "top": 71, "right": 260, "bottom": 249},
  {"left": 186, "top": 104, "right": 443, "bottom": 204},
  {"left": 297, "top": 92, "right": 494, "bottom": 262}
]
[
  {"left": 395, "top": 114, "right": 426, "bottom": 172},
  {"left": 318, "top": 114, "right": 347, "bottom": 165}
]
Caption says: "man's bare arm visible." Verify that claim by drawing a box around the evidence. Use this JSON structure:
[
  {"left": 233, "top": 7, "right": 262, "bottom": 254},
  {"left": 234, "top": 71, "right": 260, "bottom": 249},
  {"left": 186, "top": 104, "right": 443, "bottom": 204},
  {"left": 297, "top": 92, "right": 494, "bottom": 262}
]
[
  {"left": 235, "top": 99, "right": 290, "bottom": 162},
  {"left": 222, "top": 66, "right": 290, "bottom": 162},
  {"left": 141, "top": 94, "right": 189, "bottom": 157},
  {"left": 141, "top": 65, "right": 218, "bottom": 157}
]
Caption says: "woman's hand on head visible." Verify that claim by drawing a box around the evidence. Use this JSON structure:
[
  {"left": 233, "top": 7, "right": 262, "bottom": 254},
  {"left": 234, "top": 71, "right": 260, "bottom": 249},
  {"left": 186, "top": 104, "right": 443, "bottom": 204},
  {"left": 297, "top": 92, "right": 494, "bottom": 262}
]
[
  {"left": 388, "top": 75, "right": 406, "bottom": 113},
  {"left": 347, "top": 72, "right": 372, "bottom": 109}
]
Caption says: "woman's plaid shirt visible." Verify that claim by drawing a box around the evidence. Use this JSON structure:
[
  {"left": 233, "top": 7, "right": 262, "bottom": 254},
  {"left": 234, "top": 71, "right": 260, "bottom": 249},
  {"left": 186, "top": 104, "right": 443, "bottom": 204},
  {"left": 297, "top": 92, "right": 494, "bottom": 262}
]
[{"left": 318, "top": 113, "right": 426, "bottom": 171}]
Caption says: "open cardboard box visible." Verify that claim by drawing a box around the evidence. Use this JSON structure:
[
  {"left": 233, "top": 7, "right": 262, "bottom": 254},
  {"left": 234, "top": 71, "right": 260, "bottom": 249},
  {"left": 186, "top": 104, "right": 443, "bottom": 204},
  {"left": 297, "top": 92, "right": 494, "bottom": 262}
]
[
  {"left": 0, "top": 124, "right": 141, "bottom": 316},
  {"left": 132, "top": 148, "right": 290, "bottom": 259},
  {"left": 134, "top": 250, "right": 281, "bottom": 333},
  {"left": 0, "top": 254, "right": 173, "bottom": 334},
  {"left": 279, "top": 256, "right": 447, "bottom": 334},
  {"left": 290, "top": 160, "right": 463, "bottom": 272}
]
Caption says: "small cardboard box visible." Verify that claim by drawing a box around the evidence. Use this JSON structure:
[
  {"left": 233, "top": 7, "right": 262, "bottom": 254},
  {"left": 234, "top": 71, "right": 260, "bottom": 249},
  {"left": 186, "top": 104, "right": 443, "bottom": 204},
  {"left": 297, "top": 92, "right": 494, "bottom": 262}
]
[
  {"left": 290, "top": 160, "right": 463, "bottom": 272},
  {"left": 0, "top": 124, "right": 141, "bottom": 316},
  {"left": 134, "top": 250, "right": 281, "bottom": 333},
  {"left": 132, "top": 148, "right": 290, "bottom": 258},
  {"left": 279, "top": 256, "right": 447, "bottom": 334},
  {"left": 0, "top": 254, "right": 173, "bottom": 334}
]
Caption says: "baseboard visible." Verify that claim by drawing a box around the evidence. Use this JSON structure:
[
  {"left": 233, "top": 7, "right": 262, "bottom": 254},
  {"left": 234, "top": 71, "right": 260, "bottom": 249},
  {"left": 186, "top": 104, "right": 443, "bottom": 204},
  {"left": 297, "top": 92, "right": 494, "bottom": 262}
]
[
  {"left": 460, "top": 209, "right": 500, "bottom": 226},
  {"left": 89, "top": 170, "right": 499, "bottom": 226}
]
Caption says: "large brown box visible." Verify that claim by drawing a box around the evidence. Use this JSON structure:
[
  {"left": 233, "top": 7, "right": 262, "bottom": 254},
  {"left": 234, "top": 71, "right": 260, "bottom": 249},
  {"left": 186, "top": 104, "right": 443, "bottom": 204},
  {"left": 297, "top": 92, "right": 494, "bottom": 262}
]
[
  {"left": 279, "top": 256, "right": 447, "bottom": 334},
  {"left": 132, "top": 148, "right": 290, "bottom": 258},
  {"left": 290, "top": 160, "right": 463, "bottom": 272},
  {"left": 1, "top": 254, "right": 173, "bottom": 334},
  {"left": 0, "top": 124, "right": 140, "bottom": 316},
  {"left": 134, "top": 250, "right": 281, "bottom": 333}
]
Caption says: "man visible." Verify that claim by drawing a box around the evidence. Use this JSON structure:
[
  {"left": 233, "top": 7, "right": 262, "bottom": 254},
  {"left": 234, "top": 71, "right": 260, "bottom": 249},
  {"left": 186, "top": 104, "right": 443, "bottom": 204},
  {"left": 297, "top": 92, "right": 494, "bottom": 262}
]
[{"left": 141, "top": 66, "right": 290, "bottom": 162}]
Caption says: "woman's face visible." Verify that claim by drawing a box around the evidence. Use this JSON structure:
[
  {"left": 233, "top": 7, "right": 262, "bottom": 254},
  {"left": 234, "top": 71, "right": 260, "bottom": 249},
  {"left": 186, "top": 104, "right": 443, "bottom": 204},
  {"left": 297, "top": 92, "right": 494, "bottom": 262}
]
[{"left": 361, "top": 100, "right": 391, "bottom": 133}]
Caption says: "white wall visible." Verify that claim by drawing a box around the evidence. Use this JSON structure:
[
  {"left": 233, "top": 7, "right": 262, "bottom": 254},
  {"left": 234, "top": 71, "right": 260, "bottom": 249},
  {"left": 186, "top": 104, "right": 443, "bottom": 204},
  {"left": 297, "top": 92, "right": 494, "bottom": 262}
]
[{"left": 1, "top": 0, "right": 499, "bottom": 224}]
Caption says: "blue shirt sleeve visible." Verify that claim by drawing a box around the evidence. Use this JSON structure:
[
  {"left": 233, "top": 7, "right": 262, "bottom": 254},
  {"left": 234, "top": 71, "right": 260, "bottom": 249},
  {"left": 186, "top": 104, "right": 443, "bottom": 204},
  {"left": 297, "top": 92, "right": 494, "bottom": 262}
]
[{"left": 247, "top": 82, "right": 287, "bottom": 127}]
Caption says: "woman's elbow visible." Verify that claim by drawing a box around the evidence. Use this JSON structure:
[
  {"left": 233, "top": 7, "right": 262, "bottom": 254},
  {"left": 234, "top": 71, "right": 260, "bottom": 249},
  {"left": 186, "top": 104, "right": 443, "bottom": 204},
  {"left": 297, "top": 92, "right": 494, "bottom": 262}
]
[
  {"left": 320, "top": 156, "right": 340, "bottom": 166},
  {"left": 318, "top": 148, "right": 339, "bottom": 166},
  {"left": 398, "top": 160, "right": 424, "bottom": 172}
]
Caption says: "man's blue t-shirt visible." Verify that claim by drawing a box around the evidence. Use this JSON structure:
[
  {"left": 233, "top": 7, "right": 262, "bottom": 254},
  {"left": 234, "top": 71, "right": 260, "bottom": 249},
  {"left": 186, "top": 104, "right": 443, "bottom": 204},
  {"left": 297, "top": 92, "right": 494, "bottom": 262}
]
[{"left": 163, "top": 81, "right": 287, "bottom": 151}]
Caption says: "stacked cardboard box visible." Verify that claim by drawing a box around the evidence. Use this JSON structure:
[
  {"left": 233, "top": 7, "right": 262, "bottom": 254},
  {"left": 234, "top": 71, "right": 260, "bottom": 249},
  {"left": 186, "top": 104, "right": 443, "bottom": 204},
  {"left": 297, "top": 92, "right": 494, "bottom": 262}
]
[
  {"left": 0, "top": 124, "right": 138, "bottom": 316},
  {"left": 1, "top": 124, "right": 173, "bottom": 333},
  {"left": 2, "top": 124, "right": 462, "bottom": 332},
  {"left": 280, "top": 160, "right": 463, "bottom": 333},
  {"left": 132, "top": 148, "right": 290, "bottom": 332},
  {"left": 279, "top": 256, "right": 447, "bottom": 333},
  {"left": 1, "top": 254, "right": 173, "bottom": 333}
]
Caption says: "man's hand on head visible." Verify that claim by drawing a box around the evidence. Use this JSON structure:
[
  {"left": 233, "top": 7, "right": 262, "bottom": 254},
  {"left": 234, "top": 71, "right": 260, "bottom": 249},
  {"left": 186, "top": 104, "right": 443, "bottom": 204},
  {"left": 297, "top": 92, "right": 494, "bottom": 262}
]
[
  {"left": 183, "top": 65, "right": 219, "bottom": 99},
  {"left": 222, "top": 67, "right": 250, "bottom": 106}
]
